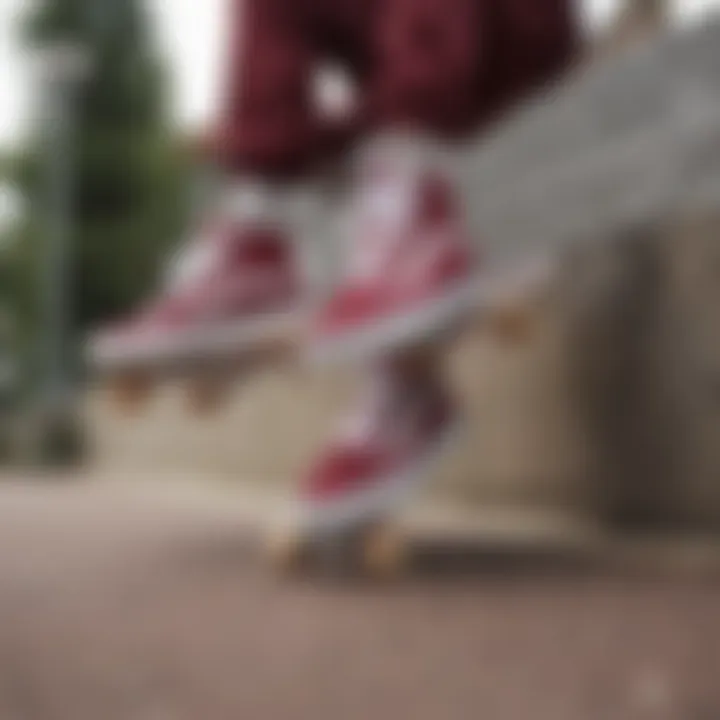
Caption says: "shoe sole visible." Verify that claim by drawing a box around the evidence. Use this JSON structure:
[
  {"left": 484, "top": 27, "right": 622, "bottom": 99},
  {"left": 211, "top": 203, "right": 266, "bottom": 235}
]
[
  {"left": 290, "top": 418, "right": 463, "bottom": 537},
  {"left": 306, "top": 281, "right": 478, "bottom": 367},
  {"left": 87, "top": 308, "right": 300, "bottom": 375}
]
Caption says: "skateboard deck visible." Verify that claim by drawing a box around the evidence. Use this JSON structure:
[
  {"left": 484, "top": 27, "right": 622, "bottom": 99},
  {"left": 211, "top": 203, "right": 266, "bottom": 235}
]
[
  {"left": 91, "top": 318, "right": 299, "bottom": 415},
  {"left": 267, "top": 518, "right": 408, "bottom": 579}
]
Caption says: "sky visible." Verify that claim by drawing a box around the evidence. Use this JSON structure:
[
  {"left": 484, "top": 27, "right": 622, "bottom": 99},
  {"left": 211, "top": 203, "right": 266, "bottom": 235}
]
[{"left": 1, "top": 0, "right": 720, "bottom": 151}]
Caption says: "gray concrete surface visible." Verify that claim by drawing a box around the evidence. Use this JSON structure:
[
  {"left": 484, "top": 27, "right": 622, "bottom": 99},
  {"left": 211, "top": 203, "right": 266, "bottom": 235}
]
[{"left": 0, "top": 475, "right": 719, "bottom": 720}]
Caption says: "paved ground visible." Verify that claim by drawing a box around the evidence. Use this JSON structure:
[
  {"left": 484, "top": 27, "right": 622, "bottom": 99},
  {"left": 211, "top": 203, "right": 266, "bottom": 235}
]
[{"left": 0, "top": 477, "right": 719, "bottom": 720}]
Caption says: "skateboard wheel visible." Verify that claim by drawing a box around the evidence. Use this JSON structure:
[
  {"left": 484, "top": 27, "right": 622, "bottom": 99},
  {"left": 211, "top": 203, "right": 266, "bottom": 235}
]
[
  {"left": 361, "top": 525, "right": 407, "bottom": 579},
  {"left": 267, "top": 522, "right": 406, "bottom": 580},
  {"left": 488, "top": 304, "right": 538, "bottom": 345},
  {"left": 266, "top": 527, "right": 307, "bottom": 574},
  {"left": 110, "top": 374, "right": 153, "bottom": 414},
  {"left": 186, "top": 377, "right": 228, "bottom": 415}
]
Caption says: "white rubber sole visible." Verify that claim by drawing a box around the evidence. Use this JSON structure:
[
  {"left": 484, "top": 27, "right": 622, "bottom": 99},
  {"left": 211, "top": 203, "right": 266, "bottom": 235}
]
[
  {"left": 87, "top": 308, "right": 298, "bottom": 374},
  {"left": 306, "top": 281, "right": 478, "bottom": 367},
  {"left": 291, "top": 418, "right": 462, "bottom": 538}
]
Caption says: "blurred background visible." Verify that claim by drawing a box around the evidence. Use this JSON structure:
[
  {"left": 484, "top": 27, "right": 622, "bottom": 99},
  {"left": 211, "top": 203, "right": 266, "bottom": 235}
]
[
  {"left": 1, "top": 0, "right": 720, "bottom": 527},
  {"left": 1, "top": 2, "right": 720, "bottom": 717}
]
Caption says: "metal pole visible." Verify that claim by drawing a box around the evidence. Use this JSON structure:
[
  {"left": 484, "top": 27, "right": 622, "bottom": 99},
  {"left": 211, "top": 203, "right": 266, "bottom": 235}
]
[
  {"left": 39, "top": 0, "right": 107, "bottom": 405},
  {"left": 24, "top": 43, "right": 88, "bottom": 464},
  {"left": 42, "top": 64, "right": 78, "bottom": 404}
]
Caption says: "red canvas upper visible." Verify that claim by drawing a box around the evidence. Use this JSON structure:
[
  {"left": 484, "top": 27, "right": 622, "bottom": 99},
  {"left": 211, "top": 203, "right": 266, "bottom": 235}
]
[
  {"left": 302, "top": 369, "right": 453, "bottom": 501},
  {"left": 312, "top": 162, "right": 475, "bottom": 341},
  {"left": 99, "top": 223, "right": 299, "bottom": 344}
]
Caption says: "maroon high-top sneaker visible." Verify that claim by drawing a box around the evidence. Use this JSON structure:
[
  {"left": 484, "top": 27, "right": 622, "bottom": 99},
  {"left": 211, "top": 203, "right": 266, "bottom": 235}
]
[
  {"left": 89, "top": 187, "right": 303, "bottom": 372},
  {"left": 309, "top": 143, "right": 478, "bottom": 364},
  {"left": 298, "top": 360, "right": 459, "bottom": 532}
]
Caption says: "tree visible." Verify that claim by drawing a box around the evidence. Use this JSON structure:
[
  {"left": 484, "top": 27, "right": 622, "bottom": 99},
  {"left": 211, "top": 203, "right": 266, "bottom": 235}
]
[{"left": 14, "top": 0, "right": 192, "bottom": 380}]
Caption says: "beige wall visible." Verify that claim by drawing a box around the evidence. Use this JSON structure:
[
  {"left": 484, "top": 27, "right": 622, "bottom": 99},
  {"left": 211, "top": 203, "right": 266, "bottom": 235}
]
[
  {"left": 85, "top": 281, "right": 601, "bottom": 518},
  {"left": 87, "top": 211, "right": 720, "bottom": 530}
]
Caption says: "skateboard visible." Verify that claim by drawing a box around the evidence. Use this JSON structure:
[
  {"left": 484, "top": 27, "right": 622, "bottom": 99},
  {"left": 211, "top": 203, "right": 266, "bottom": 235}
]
[
  {"left": 93, "top": 321, "right": 299, "bottom": 416},
  {"left": 96, "top": 300, "right": 544, "bottom": 421},
  {"left": 266, "top": 515, "right": 408, "bottom": 579},
  {"left": 263, "top": 373, "right": 463, "bottom": 580}
]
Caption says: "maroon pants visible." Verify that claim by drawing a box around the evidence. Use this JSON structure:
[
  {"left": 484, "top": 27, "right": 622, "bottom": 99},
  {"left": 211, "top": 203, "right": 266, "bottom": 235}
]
[{"left": 213, "top": 0, "right": 579, "bottom": 179}]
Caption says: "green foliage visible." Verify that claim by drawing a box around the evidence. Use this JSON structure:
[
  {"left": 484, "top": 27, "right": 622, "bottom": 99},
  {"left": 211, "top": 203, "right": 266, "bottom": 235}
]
[{"left": 15, "top": 0, "right": 192, "bottom": 343}]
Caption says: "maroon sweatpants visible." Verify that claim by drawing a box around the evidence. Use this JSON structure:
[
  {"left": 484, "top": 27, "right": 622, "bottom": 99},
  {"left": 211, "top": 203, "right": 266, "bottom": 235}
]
[{"left": 213, "top": 0, "right": 580, "bottom": 179}]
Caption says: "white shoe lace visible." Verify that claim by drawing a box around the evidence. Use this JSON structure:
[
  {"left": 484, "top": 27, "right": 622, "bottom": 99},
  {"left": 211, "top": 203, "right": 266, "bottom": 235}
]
[
  {"left": 163, "top": 182, "right": 283, "bottom": 294},
  {"left": 164, "top": 227, "right": 219, "bottom": 293}
]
